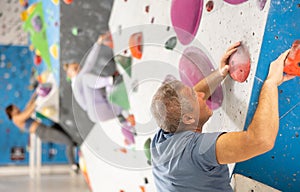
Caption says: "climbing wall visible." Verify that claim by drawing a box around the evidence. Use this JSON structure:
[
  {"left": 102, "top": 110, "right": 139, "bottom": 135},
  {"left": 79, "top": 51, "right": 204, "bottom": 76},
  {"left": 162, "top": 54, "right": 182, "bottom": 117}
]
[
  {"left": 234, "top": 1, "right": 300, "bottom": 191},
  {"left": 0, "top": 0, "right": 69, "bottom": 166},
  {"left": 0, "top": 46, "right": 68, "bottom": 165},
  {"left": 80, "top": 0, "right": 277, "bottom": 191},
  {"left": 59, "top": 0, "right": 114, "bottom": 145},
  {"left": 0, "top": 0, "right": 28, "bottom": 45}
]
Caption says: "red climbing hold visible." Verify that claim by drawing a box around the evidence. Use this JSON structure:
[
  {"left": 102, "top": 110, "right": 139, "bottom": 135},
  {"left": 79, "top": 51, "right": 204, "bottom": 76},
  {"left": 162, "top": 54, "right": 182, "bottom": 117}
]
[
  {"left": 34, "top": 55, "right": 42, "bottom": 65},
  {"left": 63, "top": 0, "right": 73, "bottom": 5},
  {"left": 229, "top": 43, "right": 251, "bottom": 82},
  {"left": 284, "top": 40, "right": 300, "bottom": 76}
]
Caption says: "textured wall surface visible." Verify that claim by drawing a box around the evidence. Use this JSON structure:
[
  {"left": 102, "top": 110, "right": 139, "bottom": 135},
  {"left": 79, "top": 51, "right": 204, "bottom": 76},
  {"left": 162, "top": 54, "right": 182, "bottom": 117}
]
[{"left": 234, "top": 1, "right": 300, "bottom": 191}]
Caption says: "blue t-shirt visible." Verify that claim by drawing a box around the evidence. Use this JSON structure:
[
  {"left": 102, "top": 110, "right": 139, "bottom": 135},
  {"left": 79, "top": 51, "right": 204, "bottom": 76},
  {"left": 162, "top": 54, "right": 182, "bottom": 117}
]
[{"left": 151, "top": 129, "right": 233, "bottom": 192}]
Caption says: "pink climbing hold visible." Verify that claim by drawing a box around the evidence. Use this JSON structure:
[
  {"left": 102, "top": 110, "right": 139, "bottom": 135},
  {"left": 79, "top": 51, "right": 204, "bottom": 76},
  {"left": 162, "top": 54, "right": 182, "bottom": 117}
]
[
  {"left": 223, "top": 0, "right": 248, "bottom": 5},
  {"left": 179, "top": 46, "right": 223, "bottom": 110},
  {"left": 121, "top": 124, "right": 135, "bottom": 145},
  {"left": 228, "top": 43, "right": 251, "bottom": 83},
  {"left": 171, "top": 0, "right": 204, "bottom": 45}
]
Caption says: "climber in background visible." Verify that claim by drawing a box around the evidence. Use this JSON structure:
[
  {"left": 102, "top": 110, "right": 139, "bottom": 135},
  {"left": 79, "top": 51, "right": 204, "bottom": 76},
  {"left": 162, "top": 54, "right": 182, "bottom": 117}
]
[
  {"left": 5, "top": 92, "right": 79, "bottom": 173},
  {"left": 63, "top": 31, "right": 130, "bottom": 123}
]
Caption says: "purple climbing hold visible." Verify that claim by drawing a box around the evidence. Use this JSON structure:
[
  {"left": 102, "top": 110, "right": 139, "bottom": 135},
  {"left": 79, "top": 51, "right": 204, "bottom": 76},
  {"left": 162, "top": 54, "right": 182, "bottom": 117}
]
[
  {"left": 171, "top": 0, "right": 204, "bottom": 45},
  {"left": 36, "top": 83, "right": 52, "bottom": 97},
  {"left": 223, "top": 0, "right": 248, "bottom": 5},
  {"left": 256, "top": 0, "right": 267, "bottom": 11},
  {"left": 179, "top": 46, "right": 223, "bottom": 110},
  {"left": 121, "top": 124, "right": 135, "bottom": 145},
  {"left": 31, "top": 15, "right": 43, "bottom": 32}
]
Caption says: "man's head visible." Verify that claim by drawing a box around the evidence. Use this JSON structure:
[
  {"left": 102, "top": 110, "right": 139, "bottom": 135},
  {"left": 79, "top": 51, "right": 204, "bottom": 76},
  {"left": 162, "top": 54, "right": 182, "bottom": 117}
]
[
  {"left": 63, "top": 63, "right": 80, "bottom": 78},
  {"left": 151, "top": 80, "right": 212, "bottom": 133},
  {"left": 5, "top": 104, "right": 20, "bottom": 120}
]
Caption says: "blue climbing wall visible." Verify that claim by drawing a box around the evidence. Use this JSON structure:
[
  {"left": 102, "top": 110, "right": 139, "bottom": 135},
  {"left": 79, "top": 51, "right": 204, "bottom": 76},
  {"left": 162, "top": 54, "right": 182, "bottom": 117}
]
[
  {"left": 234, "top": 1, "right": 300, "bottom": 191},
  {"left": 0, "top": 0, "right": 68, "bottom": 166},
  {"left": 0, "top": 46, "right": 32, "bottom": 165},
  {"left": 0, "top": 45, "right": 68, "bottom": 166}
]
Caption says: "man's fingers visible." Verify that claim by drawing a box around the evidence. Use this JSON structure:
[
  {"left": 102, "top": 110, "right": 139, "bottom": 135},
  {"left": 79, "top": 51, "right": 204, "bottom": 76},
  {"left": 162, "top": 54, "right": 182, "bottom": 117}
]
[
  {"left": 222, "top": 48, "right": 238, "bottom": 62},
  {"left": 226, "top": 41, "right": 241, "bottom": 52},
  {"left": 278, "top": 49, "right": 290, "bottom": 62}
]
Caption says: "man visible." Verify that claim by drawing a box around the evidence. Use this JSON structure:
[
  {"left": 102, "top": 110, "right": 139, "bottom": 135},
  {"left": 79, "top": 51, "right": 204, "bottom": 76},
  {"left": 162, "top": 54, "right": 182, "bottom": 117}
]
[
  {"left": 150, "top": 42, "right": 294, "bottom": 192},
  {"left": 63, "top": 32, "right": 123, "bottom": 122},
  {"left": 5, "top": 93, "right": 79, "bottom": 172}
]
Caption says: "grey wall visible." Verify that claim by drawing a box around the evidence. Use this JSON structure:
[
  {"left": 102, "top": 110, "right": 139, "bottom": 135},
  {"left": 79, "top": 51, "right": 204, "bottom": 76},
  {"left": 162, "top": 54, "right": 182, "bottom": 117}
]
[{"left": 59, "top": 0, "right": 114, "bottom": 144}]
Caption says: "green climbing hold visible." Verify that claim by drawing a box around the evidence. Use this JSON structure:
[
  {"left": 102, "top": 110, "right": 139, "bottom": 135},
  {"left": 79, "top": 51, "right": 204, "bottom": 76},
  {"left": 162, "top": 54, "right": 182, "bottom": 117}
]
[
  {"left": 108, "top": 81, "right": 130, "bottom": 110},
  {"left": 165, "top": 36, "right": 177, "bottom": 50},
  {"left": 114, "top": 55, "right": 132, "bottom": 77},
  {"left": 144, "top": 138, "right": 151, "bottom": 163},
  {"left": 72, "top": 27, "right": 82, "bottom": 36}
]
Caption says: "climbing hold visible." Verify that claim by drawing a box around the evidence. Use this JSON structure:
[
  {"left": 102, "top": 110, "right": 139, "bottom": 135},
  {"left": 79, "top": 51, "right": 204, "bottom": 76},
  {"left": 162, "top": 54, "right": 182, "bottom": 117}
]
[
  {"left": 31, "top": 15, "right": 43, "bottom": 32},
  {"left": 63, "top": 0, "right": 73, "bottom": 4},
  {"left": 122, "top": 124, "right": 135, "bottom": 145},
  {"left": 114, "top": 55, "right": 132, "bottom": 77},
  {"left": 256, "top": 0, "right": 267, "bottom": 10},
  {"left": 126, "top": 114, "right": 136, "bottom": 126},
  {"left": 51, "top": 0, "right": 59, "bottom": 5},
  {"left": 49, "top": 44, "right": 58, "bottom": 59},
  {"left": 119, "top": 148, "right": 128, "bottom": 154},
  {"left": 109, "top": 81, "right": 131, "bottom": 110},
  {"left": 34, "top": 55, "right": 42, "bottom": 65},
  {"left": 228, "top": 43, "right": 251, "bottom": 82},
  {"left": 129, "top": 32, "right": 143, "bottom": 59},
  {"left": 41, "top": 105, "right": 56, "bottom": 117},
  {"left": 26, "top": 4, "right": 37, "bottom": 15},
  {"left": 206, "top": 0, "right": 214, "bottom": 12},
  {"left": 165, "top": 36, "right": 177, "bottom": 50},
  {"left": 29, "top": 44, "right": 34, "bottom": 51},
  {"left": 179, "top": 46, "right": 223, "bottom": 110},
  {"left": 72, "top": 27, "right": 82, "bottom": 36},
  {"left": 36, "top": 83, "right": 52, "bottom": 97},
  {"left": 145, "top": 5, "right": 150, "bottom": 13},
  {"left": 284, "top": 40, "right": 300, "bottom": 76},
  {"left": 223, "top": 0, "right": 248, "bottom": 5},
  {"left": 171, "top": 0, "right": 203, "bottom": 45},
  {"left": 20, "top": 11, "right": 28, "bottom": 21},
  {"left": 35, "top": 49, "right": 41, "bottom": 56},
  {"left": 140, "top": 186, "right": 145, "bottom": 192},
  {"left": 144, "top": 138, "right": 151, "bottom": 163}
]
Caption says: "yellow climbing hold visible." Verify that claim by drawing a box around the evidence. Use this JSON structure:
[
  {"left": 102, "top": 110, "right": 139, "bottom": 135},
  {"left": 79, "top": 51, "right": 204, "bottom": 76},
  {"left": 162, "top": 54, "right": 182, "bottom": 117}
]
[
  {"left": 27, "top": 4, "right": 37, "bottom": 15},
  {"left": 29, "top": 44, "right": 35, "bottom": 51},
  {"left": 52, "top": 0, "right": 59, "bottom": 5},
  {"left": 49, "top": 44, "right": 58, "bottom": 59},
  {"left": 41, "top": 106, "right": 56, "bottom": 117},
  {"left": 35, "top": 49, "right": 41, "bottom": 56},
  {"left": 20, "top": 11, "right": 28, "bottom": 21}
]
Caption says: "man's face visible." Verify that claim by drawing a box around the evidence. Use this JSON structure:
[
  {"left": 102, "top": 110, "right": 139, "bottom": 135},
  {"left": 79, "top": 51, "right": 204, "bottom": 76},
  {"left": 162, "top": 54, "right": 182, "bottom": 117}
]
[{"left": 66, "top": 63, "right": 80, "bottom": 78}]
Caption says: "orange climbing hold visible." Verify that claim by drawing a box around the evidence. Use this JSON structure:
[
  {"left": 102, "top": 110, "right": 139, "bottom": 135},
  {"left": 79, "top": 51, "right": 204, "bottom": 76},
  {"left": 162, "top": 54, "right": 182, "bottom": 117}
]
[
  {"left": 126, "top": 114, "right": 136, "bottom": 126},
  {"left": 129, "top": 32, "right": 143, "bottom": 59},
  {"left": 284, "top": 40, "right": 300, "bottom": 76},
  {"left": 140, "top": 186, "right": 145, "bottom": 192}
]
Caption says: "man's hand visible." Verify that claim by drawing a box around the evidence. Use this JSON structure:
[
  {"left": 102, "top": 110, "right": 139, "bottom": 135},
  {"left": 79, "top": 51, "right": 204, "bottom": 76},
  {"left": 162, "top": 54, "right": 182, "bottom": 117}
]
[
  {"left": 219, "top": 41, "right": 241, "bottom": 77},
  {"left": 267, "top": 50, "right": 295, "bottom": 86},
  {"left": 97, "top": 31, "right": 112, "bottom": 45}
]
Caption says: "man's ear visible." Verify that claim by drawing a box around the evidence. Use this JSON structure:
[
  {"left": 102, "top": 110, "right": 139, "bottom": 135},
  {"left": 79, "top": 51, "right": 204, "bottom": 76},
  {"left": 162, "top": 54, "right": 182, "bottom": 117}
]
[{"left": 182, "top": 113, "right": 195, "bottom": 125}]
